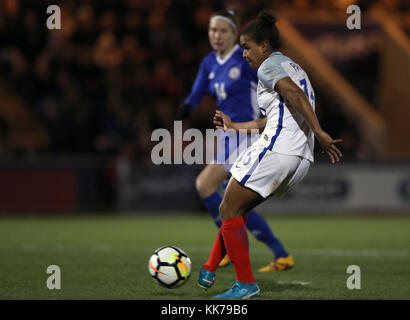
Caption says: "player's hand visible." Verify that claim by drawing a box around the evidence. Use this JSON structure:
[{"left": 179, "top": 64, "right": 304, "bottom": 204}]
[
  {"left": 315, "top": 130, "right": 343, "bottom": 164},
  {"left": 213, "top": 110, "right": 233, "bottom": 131},
  {"left": 176, "top": 102, "right": 191, "bottom": 120}
]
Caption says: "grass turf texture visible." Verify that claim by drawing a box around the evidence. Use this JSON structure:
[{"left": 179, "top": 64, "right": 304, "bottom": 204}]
[{"left": 0, "top": 215, "right": 409, "bottom": 300}]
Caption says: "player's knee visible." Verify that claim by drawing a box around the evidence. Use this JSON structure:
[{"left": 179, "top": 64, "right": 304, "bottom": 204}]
[
  {"left": 195, "top": 174, "right": 217, "bottom": 198},
  {"left": 195, "top": 175, "right": 207, "bottom": 198},
  {"left": 219, "top": 200, "right": 242, "bottom": 221},
  {"left": 218, "top": 201, "right": 229, "bottom": 221}
]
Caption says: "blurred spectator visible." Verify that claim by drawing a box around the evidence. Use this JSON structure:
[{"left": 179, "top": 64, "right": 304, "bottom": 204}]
[{"left": 0, "top": 0, "right": 408, "bottom": 161}]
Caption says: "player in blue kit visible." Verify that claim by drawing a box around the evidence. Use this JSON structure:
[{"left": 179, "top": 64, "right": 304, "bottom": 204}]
[{"left": 177, "top": 10, "right": 293, "bottom": 272}]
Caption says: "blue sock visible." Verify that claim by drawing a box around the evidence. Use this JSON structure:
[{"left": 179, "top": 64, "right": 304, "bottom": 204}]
[
  {"left": 246, "top": 210, "right": 289, "bottom": 259},
  {"left": 202, "top": 191, "right": 222, "bottom": 228}
]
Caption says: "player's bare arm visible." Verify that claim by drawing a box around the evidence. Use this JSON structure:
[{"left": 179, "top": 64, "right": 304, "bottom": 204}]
[
  {"left": 275, "top": 77, "right": 343, "bottom": 164},
  {"left": 213, "top": 110, "right": 267, "bottom": 133}
]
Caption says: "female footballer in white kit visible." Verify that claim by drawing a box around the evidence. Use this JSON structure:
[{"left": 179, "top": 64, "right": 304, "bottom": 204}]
[
  {"left": 178, "top": 10, "right": 295, "bottom": 271},
  {"left": 198, "top": 10, "right": 342, "bottom": 299}
]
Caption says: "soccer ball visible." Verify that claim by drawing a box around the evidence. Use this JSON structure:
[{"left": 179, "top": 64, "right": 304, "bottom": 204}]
[{"left": 148, "top": 246, "right": 192, "bottom": 288}]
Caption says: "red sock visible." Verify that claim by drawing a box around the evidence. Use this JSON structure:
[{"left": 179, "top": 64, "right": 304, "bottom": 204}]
[
  {"left": 203, "top": 229, "right": 226, "bottom": 273},
  {"left": 221, "top": 216, "right": 255, "bottom": 283}
]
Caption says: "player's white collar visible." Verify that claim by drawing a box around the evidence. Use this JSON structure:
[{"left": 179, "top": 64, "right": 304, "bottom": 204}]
[{"left": 216, "top": 44, "right": 240, "bottom": 65}]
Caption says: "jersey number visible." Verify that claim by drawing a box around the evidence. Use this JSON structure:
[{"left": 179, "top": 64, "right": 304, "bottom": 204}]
[
  {"left": 299, "top": 79, "right": 315, "bottom": 105},
  {"left": 214, "top": 82, "right": 227, "bottom": 100}
]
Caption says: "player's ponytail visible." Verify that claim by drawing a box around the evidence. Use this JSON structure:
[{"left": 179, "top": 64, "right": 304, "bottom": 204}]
[{"left": 241, "top": 10, "right": 281, "bottom": 50}]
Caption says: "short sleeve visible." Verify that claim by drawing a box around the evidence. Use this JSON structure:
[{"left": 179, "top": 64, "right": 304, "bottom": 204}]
[{"left": 257, "top": 56, "right": 289, "bottom": 90}]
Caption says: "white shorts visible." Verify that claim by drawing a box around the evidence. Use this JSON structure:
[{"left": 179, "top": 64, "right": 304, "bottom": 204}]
[
  {"left": 230, "top": 143, "right": 311, "bottom": 198},
  {"left": 213, "top": 130, "right": 259, "bottom": 172}
]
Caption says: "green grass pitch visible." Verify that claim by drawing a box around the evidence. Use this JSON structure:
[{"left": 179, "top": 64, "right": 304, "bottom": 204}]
[{"left": 0, "top": 214, "right": 409, "bottom": 300}]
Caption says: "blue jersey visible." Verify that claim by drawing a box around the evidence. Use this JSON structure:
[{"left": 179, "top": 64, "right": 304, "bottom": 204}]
[{"left": 184, "top": 45, "right": 260, "bottom": 122}]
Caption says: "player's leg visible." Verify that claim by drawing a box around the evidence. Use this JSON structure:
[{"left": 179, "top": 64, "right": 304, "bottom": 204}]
[
  {"left": 212, "top": 177, "right": 264, "bottom": 299},
  {"left": 198, "top": 227, "right": 223, "bottom": 289},
  {"left": 199, "top": 175, "right": 263, "bottom": 291},
  {"left": 196, "top": 164, "right": 230, "bottom": 288}
]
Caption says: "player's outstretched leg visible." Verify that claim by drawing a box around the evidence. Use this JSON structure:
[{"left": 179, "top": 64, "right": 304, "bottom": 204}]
[
  {"left": 198, "top": 229, "right": 225, "bottom": 289},
  {"left": 212, "top": 178, "right": 264, "bottom": 299}
]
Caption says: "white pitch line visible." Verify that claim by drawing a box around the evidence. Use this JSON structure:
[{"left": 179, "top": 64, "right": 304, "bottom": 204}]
[
  {"left": 158, "top": 246, "right": 409, "bottom": 258},
  {"left": 274, "top": 280, "right": 311, "bottom": 286},
  {"left": 291, "top": 249, "right": 409, "bottom": 258}
]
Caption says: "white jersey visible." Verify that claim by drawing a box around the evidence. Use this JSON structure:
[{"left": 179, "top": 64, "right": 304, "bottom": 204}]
[{"left": 256, "top": 52, "right": 315, "bottom": 162}]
